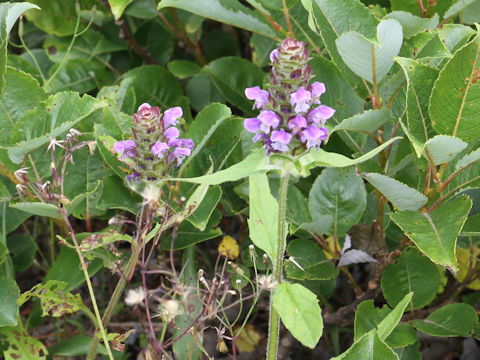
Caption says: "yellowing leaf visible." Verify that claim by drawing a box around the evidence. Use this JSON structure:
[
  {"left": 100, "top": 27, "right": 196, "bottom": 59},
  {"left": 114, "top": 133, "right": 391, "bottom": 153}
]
[
  {"left": 218, "top": 235, "right": 239, "bottom": 260},
  {"left": 235, "top": 324, "right": 261, "bottom": 353},
  {"left": 454, "top": 247, "right": 480, "bottom": 290}
]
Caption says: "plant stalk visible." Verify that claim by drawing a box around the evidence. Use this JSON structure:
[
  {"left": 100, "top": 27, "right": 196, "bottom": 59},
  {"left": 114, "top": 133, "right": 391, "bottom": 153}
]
[{"left": 266, "top": 172, "right": 290, "bottom": 360}]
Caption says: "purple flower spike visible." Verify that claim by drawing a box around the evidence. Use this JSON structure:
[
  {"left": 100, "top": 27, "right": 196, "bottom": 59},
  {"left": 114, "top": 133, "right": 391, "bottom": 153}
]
[
  {"left": 308, "top": 105, "right": 335, "bottom": 125},
  {"left": 288, "top": 115, "right": 307, "bottom": 134},
  {"left": 270, "top": 129, "right": 292, "bottom": 152},
  {"left": 300, "top": 125, "right": 329, "bottom": 149},
  {"left": 257, "top": 110, "right": 281, "bottom": 133},
  {"left": 127, "top": 172, "right": 141, "bottom": 183},
  {"left": 244, "top": 117, "right": 261, "bottom": 133},
  {"left": 168, "top": 147, "right": 192, "bottom": 167},
  {"left": 164, "top": 127, "right": 180, "bottom": 141},
  {"left": 114, "top": 140, "right": 137, "bottom": 159},
  {"left": 245, "top": 86, "right": 270, "bottom": 109},
  {"left": 151, "top": 141, "right": 169, "bottom": 158},
  {"left": 134, "top": 103, "right": 160, "bottom": 122},
  {"left": 290, "top": 87, "right": 312, "bottom": 113},
  {"left": 311, "top": 82, "right": 326, "bottom": 98},
  {"left": 270, "top": 48, "right": 279, "bottom": 62},
  {"left": 163, "top": 107, "right": 183, "bottom": 128},
  {"left": 169, "top": 138, "right": 195, "bottom": 150}
]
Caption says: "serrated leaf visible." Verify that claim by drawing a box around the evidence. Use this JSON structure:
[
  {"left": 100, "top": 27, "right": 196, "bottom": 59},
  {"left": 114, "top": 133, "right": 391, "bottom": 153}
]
[
  {"left": 395, "top": 57, "right": 439, "bottom": 157},
  {"left": 286, "top": 238, "right": 338, "bottom": 280},
  {"left": 444, "top": 0, "right": 478, "bottom": 19},
  {"left": 248, "top": 172, "right": 282, "bottom": 262},
  {"left": 390, "top": 196, "right": 472, "bottom": 270},
  {"left": 272, "top": 282, "right": 323, "bottom": 349},
  {"left": 0, "top": 279, "right": 19, "bottom": 326},
  {"left": 332, "top": 330, "right": 398, "bottom": 360},
  {"left": 336, "top": 19, "right": 403, "bottom": 84},
  {"left": 334, "top": 109, "right": 391, "bottom": 134},
  {"left": 413, "top": 303, "right": 478, "bottom": 337},
  {"left": 158, "top": 0, "right": 275, "bottom": 37},
  {"left": 423, "top": 135, "right": 467, "bottom": 165},
  {"left": 455, "top": 147, "right": 480, "bottom": 170},
  {"left": 363, "top": 172, "right": 427, "bottom": 211},
  {"left": 429, "top": 27, "right": 480, "bottom": 141}
]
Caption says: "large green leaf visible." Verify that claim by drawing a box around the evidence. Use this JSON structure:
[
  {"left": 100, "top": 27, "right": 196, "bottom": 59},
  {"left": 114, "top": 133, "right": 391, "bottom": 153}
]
[
  {"left": 429, "top": 28, "right": 480, "bottom": 141},
  {"left": 377, "top": 292, "right": 414, "bottom": 340},
  {"left": 248, "top": 172, "right": 283, "bottom": 262},
  {"left": 203, "top": 57, "right": 264, "bottom": 115},
  {"left": 8, "top": 92, "right": 104, "bottom": 164},
  {"left": 9, "top": 202, "right": 62, "bottom": 220},
  {"left": 444, "top": 0, "right": 478, "bottom": 19},
  {"left": 396, "top": 57, "right": 438, "bottom": 157},
  {"left": 381, "top": 247, "right": 441, "bottom": 310},
  {"left": 0, "top": 2, "right": 39, "bottom": 94},
  {"left": 385, "top": 12, "right": 438, "bottom": 39},
  {"left": 0, "top": 325, "right": 47, "bottom": 359},
  {"left": 0, "top": 278, "right": 19, "bottom": 326},
  {"left": 308, "top": 167, "right": 366, "bottom": 237},
  {"left": 158, "top": 0, "right": 276, "bottom": 37},
  {"left": 0, "top": 67, "right": 46, "bottom": 146},
  {"left": 362, "top": 173, "right": 427, "bottom": 211},
  {"left": 423, "top": 135, "right": 467, "bottom": 165},
  {"left": 186, "top": 186, "right": 222, "bottom": 231},
  {"left": 390, "top": 196, "right": 472, "bottom": 270},
  {"left": 332, "top": 330, "right": 398, "bottom": 360},
  {"left": 285, "top": 238, "right": 338, "bottom": 280},
  {"left": 334, "top": 109, "right": 392, "bottom": 135},
  {"left": 272, "top": 282, "right": 323, "bottom": 349},
  {"left": 336, "top": 19, "right": 403, "bottom": 84},
  {"left": 412, "top": 303, "right": 478, "bottom": 337}
]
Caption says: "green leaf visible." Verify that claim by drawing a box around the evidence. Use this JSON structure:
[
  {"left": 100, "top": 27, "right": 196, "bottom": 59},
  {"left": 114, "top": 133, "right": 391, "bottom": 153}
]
[
  {"left": 158, "top": 0, "right": 276, "bottom": 37},
  {"left": 285, "top": 238, "right": 339, "bottom": 280},
  {"left": 272, "top": 282, "right": 323, "bottom": 349},
  {"left": 395, "top": 57, "right": 439, "bottom": 157},
  {"left": 9, "top": 202, "right": 61, "bottom": 220},
  {"left": 334, "top": 109, "right": 391, "bottom": 135},
  {"left": 96, "top": 175, "right": 141, "bottom": 213},
  {"left": 386, "top": 324, "right": 418, "bottom": 349},
  {"left": 7, "top": 234, "right": 37, "bottom": 271},
  {"left": 413, "top": 303, "right": 478, "bottom": 337},
  {"left": 336, "top": 19, "right": 403, "bottom": 84},
  {"left": 167, "top": 60, "right": 202, "bottom": 79},
  {"left": 390, "top": 195, "right": 472, "bottom": 270},
  {"left": 385, "top": 12, "right": 438, "bottom": 39},
  {"left": 308, "top": 167, "right": 366, "bottom": 237},
  {"left": 248, "top": 172, "right": 282, "bottom": 262},
  {"left": 362, "top": 173, "right": 427, "bottom": 211},
  {"left": 0, "top": 67, "right": 46, "bottom": 146},
  {"left": 0, "top": 278, "right": 19, "bottom": 326},
  {"left": 47, "top": 334, "right": 109, "bottom": 357},
  {"left": 444, "top": 0, "right": 478, "bottom": 18},
  {"left": 8, "top": 92, "right": 104, "bottom": 164},
  {"left": 250, "top": 33, "right": 277, "bottom": 68},
  {"left": 0, "top": 325, "right": 47, "bottom": 359},
  {"left": 394, "top": 341, "right": 422, "bottom": 360},
  {"left": 429, "top": 27, "right": 480, "bottom": 141},
  {"left": 381, "top": 247, "right": 441, "bottom": 310},
  {"left": 186, "top": 186, "right": 222, "bottom": 231},
  {"left": 203, "top": 57, "right": 264, "bottom": 114},
  {"left": 186, "top": 73, "right": 225, "bottom": 112},
  {"left": 455, "top": 146, "right": 480, "bottom": 170},
  {"left": 461, "top": 0, "right": 480, "bottom": 24},
  {"left": 0, "top": 180, "right": 11, "bottom": 202},
  {"left": 108, "top": 0, "right": 132, "bottom": 20},
  {"left": 0, "top": 241, "right": 7, "bottom": 266},
  {"left": 377, "top": 292, "right": 414, "bottom": 340},
  {"left": 332, "top": 330, "right": 398, "bottom": 360},
  {"left": 423, "top": 135, "right": 467, "bottom": 165}
]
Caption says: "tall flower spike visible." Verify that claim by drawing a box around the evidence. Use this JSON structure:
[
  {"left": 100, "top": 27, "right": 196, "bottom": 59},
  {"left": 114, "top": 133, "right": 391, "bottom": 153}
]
[
  {"left": 244, "top": 38, "right": 335, "bottom": 154},
  {"left": 113, "top": 103, "right": 194, "bottom": 182}
]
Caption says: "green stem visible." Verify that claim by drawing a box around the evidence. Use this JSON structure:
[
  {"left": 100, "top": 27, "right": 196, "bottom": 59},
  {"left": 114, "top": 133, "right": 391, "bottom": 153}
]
[
  {"left": 86, "top": 244, "right": 138, "bottom": 359},
  {"left": 1, "top": 202, "right": 14, "bottom": 279},
  {"left": 266, "top": 172, "right": 289, "bottom": 360}
]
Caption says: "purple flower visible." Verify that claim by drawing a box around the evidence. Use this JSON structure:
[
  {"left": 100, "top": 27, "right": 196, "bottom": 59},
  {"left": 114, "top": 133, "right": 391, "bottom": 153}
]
[
  {"left": 163, "top": 107, "right": 183, "bottom": 128},
  {"left": 307, "top": 105, "right": 335, "bottom": 125},
  {"left": 151, "top": 141, "right": 169, "bottom": 158},
  {"left": 300, "top": 125, "right": 329, "bottom": 149},
  {"left": 244, "top": 117, "right": 262, "bottom": 133},
  {"left": 311, "top": 82, "right": 326, "bottom": 99},
  {"left": 164, "top": 127, "right": 180, "bottom": 141},
  {"left": 270, "top": 129, "right": 292, "bottom": 152},
  {"left": 290, "top": 87, "right": 312, "bottom": 113},
  {"left": 288, "top": 115, "right": 307, "bottom": 134},
  {"left": 257, "top": 110, "right": 280, "bottom": 133},
  {"left": 270, "top": 48, "right": 279, "bottom": 62},
  {"left": 134, "top": 103, "right": 160, "bottom": 123},
  {"left": 127, "top": 172, "right": 141, "bottom": 182},
  {"left": 168, "top": 147, "right": 192, "bottom": 167},
  {"left": 113, "top": 140, "right": 137, "bottom": 158},
  {"left": 245, "top": 86, "right": 270, "bottom": 109}
]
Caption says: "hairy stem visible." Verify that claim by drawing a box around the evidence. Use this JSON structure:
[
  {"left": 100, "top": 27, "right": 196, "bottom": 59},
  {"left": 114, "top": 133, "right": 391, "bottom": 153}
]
[{"left": 266, "top": 172, "right": 289, "bottom": 360}]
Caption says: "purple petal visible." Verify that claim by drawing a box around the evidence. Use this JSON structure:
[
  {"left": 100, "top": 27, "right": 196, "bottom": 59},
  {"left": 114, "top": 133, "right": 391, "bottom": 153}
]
[
  {"left": 311, "top": 82, "right": 326, "bottom": 98},
  {"left": 168, "top": 147, "right": 192, "bottom": 167},
  {"left": 308, "top": 105, "right": 335, "bottom": 125},
  {"left": 163, "top": 107, "right": 183, "bottom": 128},
  {"left": 290, "top": 87, "right": 312, "bottom": 113},
  {"left": 271, "top": 129, "right": 292, "bottom": 144},
  {"left": 151, "top": 141, "right": 169, "bottom": 158},
  {"left": 113, "top": 140, "right": 137, "bottom": 158},
  {"left": 164, "top": 127, "right": 180, "bottom": 140},
  {"left": 288, "top": 115, "right": 307, "bottom": 130},
  {"left": 301, "top": 125, "right": 329, "bottom": 149},
  {"left": 127, "top": 172, "right": 141, "bottom": 182},
  {"left": 168, "top": 138, "right": 194, "bottom": 149},
  {"left": 245, "top": 86, "right": 270, "bottom": 109},
  {"left": 257, "top": 110, "right": 281, "bottom": 133},
  {"left": 244, "top": 117, "right": 261, "bottom": 133},
  {"left": 270, "top": 48, "right": 279, "bottom": 62}
]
